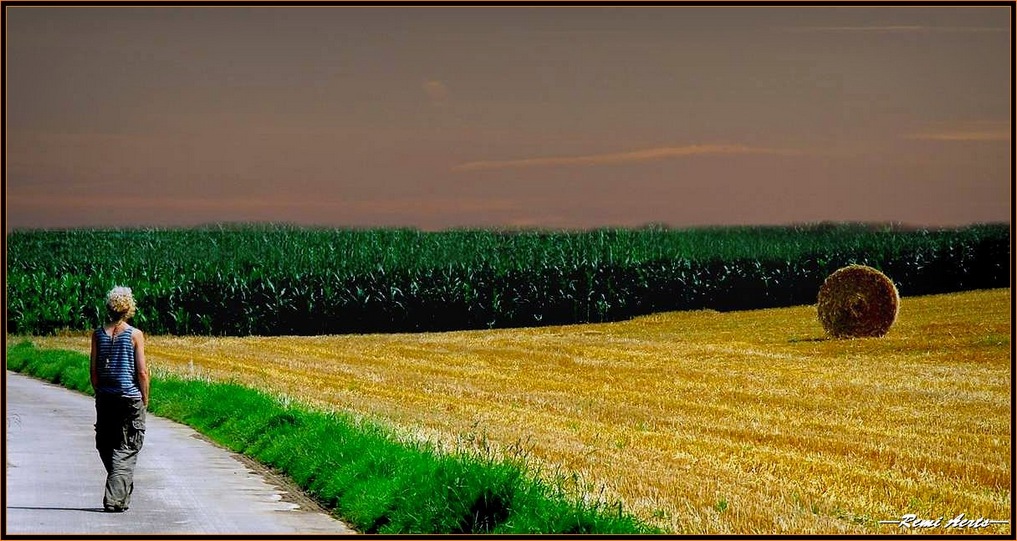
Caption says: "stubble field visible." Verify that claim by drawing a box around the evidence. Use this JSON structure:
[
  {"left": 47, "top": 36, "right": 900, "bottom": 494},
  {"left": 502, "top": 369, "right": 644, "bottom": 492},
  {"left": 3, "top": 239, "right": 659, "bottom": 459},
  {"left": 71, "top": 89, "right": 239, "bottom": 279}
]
[{"left": 28, "top": 288, "right": 1011, "bottom": 534}]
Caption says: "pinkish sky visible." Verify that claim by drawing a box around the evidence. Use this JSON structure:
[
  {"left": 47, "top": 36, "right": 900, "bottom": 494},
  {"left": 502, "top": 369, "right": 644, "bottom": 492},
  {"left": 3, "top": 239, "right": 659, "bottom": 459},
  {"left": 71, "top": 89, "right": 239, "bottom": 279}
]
[{"left": 4, "top": 5, "right": 1012, "bottom": 231}]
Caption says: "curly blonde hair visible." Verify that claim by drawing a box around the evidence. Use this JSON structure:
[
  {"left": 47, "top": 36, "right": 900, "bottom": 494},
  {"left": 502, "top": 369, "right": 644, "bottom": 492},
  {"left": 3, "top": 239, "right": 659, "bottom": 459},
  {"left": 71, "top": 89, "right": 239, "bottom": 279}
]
[{"left": 106, "top": 286, "right": 137, "bottom": 321}]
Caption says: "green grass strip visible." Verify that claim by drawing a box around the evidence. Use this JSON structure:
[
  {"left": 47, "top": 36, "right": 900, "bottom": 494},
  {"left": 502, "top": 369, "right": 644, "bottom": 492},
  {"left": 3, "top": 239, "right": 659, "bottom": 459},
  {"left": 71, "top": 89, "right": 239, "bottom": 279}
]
[{"left": 5, "top": 341, "right": 657, "bottom": 534}]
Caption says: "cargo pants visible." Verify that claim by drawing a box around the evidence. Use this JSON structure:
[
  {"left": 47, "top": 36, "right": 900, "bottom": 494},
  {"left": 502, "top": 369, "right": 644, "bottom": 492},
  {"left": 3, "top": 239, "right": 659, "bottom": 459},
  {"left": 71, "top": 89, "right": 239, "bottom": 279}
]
[{"left": 94, "top": 394, "right": 146, "bottom": 512}]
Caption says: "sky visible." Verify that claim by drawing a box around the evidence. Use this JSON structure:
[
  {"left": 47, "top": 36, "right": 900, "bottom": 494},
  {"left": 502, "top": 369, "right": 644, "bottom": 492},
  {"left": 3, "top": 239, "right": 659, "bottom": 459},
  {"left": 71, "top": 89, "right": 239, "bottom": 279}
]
[{"left": 4, "top": 5, "right": 1012, "bottom": 231}]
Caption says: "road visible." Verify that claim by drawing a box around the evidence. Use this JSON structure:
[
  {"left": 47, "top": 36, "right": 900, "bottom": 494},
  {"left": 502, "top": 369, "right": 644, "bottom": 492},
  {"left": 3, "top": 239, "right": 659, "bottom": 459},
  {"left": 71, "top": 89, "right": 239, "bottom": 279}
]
[{"left": 4, "top": 371, "right": 356, "bottom": 535}]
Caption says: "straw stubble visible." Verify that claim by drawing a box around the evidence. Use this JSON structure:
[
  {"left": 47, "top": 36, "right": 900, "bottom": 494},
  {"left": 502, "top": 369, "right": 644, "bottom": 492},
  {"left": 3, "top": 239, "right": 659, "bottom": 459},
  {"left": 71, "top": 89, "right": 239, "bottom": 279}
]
[{"left": 29, "top": 289, "right": 1011, "bottom": 534}]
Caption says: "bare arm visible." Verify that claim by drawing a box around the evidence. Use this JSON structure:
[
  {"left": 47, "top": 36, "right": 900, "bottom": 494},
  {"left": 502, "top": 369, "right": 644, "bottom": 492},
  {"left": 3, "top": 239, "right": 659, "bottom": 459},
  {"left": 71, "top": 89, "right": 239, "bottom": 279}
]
[
  {"left": 90, "top": 331, "right": 99, "bottom": 391},
  {"left": 134, "top": 330, "right": 150, "bottom": 408}
]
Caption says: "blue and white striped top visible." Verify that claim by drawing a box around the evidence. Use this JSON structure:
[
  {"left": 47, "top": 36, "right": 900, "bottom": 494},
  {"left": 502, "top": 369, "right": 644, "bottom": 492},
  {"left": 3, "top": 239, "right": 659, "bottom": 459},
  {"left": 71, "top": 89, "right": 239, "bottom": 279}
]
[{"left": 94, "top": 324, "right": 142, "bottom": 399}]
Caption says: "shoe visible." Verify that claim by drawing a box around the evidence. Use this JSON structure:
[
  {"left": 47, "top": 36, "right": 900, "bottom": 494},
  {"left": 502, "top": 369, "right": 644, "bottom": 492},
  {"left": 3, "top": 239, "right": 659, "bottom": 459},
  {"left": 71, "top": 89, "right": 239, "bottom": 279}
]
[{"left": 104, "top": 505, "right": 127, "bottom": 513}]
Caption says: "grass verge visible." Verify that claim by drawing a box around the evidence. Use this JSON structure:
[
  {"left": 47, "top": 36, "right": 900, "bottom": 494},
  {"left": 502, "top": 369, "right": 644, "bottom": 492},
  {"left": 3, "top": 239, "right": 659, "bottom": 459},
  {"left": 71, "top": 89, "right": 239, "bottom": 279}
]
[{"left": 5, "top": 340, "right": 655, "bottom": 534}]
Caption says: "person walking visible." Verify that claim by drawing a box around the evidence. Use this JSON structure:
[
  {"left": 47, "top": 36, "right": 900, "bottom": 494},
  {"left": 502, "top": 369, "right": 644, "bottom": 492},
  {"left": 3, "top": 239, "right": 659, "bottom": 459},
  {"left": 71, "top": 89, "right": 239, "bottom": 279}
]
[{"left": 89, "top": 286, "right": 150, "bottom": 513}]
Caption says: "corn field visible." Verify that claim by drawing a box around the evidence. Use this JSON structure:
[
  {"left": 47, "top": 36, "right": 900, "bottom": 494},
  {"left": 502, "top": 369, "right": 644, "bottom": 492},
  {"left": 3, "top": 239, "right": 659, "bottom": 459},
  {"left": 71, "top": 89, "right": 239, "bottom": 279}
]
[{"left": 5, "top": 222, "right": 1009, "bottom": 335}]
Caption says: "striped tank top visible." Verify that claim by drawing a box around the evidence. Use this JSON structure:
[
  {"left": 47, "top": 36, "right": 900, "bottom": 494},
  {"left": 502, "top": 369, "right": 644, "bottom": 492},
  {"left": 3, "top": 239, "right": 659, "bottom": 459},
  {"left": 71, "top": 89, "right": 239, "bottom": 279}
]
[{"left": 94, "top": 324, "right": 142, "bottom": 399}]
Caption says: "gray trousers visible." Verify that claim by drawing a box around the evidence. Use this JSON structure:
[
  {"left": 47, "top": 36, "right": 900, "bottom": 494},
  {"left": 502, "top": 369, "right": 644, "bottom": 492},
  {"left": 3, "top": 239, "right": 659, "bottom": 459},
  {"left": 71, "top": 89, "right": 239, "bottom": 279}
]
[{"left": 94, "top": 395, "right": 146, "bottom": 511}]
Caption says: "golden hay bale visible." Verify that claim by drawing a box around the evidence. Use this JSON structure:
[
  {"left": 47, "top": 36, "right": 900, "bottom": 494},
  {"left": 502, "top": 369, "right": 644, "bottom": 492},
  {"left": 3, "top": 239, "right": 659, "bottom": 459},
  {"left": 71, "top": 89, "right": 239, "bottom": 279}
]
[{"left": 817, "top": 265, "right": 899, "bottom": 338}]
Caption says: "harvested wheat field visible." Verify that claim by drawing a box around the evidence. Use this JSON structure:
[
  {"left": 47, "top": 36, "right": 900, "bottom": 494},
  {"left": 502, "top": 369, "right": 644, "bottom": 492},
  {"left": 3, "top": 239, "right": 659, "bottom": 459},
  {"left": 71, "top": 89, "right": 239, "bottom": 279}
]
[{"left": 29, "top": 288, "right": 1011, "bottom": 534}]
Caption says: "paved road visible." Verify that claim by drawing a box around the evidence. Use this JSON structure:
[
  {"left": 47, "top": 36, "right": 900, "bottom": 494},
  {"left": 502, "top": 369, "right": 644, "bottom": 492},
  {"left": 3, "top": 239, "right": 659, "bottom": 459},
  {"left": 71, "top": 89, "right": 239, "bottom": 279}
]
[{"left": 5, "top": 371, "right": 356, "bottom": 535}]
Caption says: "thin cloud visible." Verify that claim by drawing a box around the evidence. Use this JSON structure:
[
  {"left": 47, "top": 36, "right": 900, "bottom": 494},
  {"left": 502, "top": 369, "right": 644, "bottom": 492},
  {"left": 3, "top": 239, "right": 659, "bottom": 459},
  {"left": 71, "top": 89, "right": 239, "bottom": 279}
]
[
  {"left": 6, "top": 195, "right": 332, "bottom": 211},
  {"left": 452, "top": 144, "right": 801, "bottom": 172},
  {"left": 905, "top": 131, "right": 1011, "bottom": 142},
  {"left": 904, "top": 121, "right": 1011, "bottom": 142},
  {"left": 423, "top": 80, "right": 449, "bottom": 104},
  {"left": 7, "top": 194, "right": 521, "bottom": 215},
  {"left": 779, "top": 25, "right": 1008, "bottom": 34}
]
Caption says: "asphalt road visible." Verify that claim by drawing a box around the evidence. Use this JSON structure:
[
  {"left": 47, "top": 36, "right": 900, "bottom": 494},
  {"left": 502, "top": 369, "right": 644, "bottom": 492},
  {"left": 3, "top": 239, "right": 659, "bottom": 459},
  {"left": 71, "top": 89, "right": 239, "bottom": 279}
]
[{"left": 4, "top": 371, "right": 356, "bottom": 535}]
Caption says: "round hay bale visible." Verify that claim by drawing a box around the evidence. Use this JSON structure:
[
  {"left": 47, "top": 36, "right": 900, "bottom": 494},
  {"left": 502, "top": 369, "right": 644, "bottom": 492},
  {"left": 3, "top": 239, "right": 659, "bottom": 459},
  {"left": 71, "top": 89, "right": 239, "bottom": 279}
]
[{"left": 817, "top": 265, "right": 899, "bottom": 338}]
